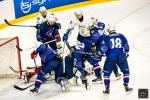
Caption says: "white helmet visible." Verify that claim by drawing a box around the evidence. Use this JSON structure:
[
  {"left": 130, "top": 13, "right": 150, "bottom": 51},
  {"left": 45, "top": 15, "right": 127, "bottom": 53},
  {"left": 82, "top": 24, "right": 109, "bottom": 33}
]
[
  {"left": 39, "top": 6, "right": 47, "bottom": 12},
  {"left": 106, "top": 24, "right": 116, "bottom": 31},
  {"left": 74, "top": 10, "right": 82, "bottom": 16},
  {"left": 46, "top": 14, "right": 55, "bottom": 25}
]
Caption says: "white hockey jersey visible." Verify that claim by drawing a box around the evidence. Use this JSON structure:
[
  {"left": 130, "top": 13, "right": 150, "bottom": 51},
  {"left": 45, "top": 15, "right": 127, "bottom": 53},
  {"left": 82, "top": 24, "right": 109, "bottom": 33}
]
[
  {"left": 67, "top": 15, "right": 98, "bottom": 37},
  {"left": 36, "top": 12, "right": 57, "bottom": 24}
]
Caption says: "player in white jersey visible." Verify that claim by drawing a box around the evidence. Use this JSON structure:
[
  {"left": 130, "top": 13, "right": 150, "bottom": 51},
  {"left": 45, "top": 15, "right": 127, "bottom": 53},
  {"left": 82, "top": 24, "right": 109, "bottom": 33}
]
[
  {"left": 63, "top": 10, "right": 98, "bottom": 40},
  {"left": 62, "top": 10, "right": 100, "bottom": 83},
  {"left": 36, "top": 6, "right": 58, "bottom": 28}
]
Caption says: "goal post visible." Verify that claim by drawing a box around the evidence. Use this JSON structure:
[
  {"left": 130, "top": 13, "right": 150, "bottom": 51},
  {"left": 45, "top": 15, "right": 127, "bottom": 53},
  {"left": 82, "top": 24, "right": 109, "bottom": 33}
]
[{"left": 0, "top": 36, "right": 22, "bottom": 79}]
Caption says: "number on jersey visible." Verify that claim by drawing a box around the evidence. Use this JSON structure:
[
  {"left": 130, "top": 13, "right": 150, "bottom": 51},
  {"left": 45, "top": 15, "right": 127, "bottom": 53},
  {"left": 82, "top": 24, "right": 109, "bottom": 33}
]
[{"left": 110, "top": 38, "right": 122, "bottom": 49}]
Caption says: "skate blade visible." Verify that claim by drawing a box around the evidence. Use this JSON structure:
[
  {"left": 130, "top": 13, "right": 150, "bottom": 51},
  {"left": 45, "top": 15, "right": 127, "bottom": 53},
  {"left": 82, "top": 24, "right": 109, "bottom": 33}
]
[
  {"left": 126, "top": 89, "right": 133, "bottom": 95},
  {"left": 103, "top": 91, "right": 109, "bottom": 95},
  {"left": 87, "top": 85, "right": 91, "bottom": 90},
  {"left": 85, "top": 83, "right": 91, "bottom": 90},
  {"left": 116, "top": 76, "right": 122, "bottom": 80},
  {"left": 61, "top": 85, "right": 67, "bottom": 92},
  {"left": 29, "top": 91, "right": 38, "bottom": 95}
]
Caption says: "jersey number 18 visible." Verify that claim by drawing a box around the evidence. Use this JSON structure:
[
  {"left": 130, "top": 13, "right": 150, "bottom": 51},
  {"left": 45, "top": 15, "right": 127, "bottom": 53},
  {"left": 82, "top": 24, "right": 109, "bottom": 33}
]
[{"left": 110, "top": 38, "right": 122, "bottom": 49}]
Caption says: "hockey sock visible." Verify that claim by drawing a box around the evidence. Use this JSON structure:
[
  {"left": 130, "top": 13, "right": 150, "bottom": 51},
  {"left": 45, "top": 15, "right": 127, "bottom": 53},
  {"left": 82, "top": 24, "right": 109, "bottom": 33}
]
[
  {"left": 104, "top": 71, "right": 110, "bottom": 88},
  {"left": 35, "top": 79, "right": 43, "bottom": 89},
  {"left": 93, "top": 66, "right": 101, "bottom": 77},
  {"left": 35, "top": 70, "right": 46, "bottom": 89},
  {"left": 123, "top": 74, "right": 129, "bottom": 84}
]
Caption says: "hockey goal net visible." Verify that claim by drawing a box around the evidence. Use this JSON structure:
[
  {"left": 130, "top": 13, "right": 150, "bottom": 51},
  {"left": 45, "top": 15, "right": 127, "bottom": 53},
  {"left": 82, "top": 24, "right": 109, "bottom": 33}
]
[{"left": 0, "top": 36, "right": 22, "bottom": 79}]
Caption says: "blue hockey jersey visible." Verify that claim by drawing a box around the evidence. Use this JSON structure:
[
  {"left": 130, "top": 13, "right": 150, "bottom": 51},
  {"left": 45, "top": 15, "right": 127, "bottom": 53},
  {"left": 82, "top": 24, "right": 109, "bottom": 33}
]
[
  {"left": 36, "top": 22, "right": 61, "bottom": 43},
  {"left": 36, "top": 44, "right": 58, "bottom": 64},
  {"left": 104, "top": 32, "right": 129, "bottom": 57}
]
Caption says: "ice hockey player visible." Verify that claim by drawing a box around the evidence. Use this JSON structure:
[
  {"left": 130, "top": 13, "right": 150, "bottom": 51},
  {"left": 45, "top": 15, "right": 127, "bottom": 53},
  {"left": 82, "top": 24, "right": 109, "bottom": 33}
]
[
  {"left": 71, "top": 43, "right": 89, "bottom": 81},
  {"left": 62, "top": 10, "right": 99, "bottom": 79},
  {"left": 36, "top": 13, "right": 61, "bottom": 51},
  {"left": 62, "top": 10, "right": 98, "bottom": 52},
  {"left": 101, "top": 24, "right": 133, "bottom": 94},
  {"left": 86, "top": 21, "right": 106, "bottom": 83},
  {"left": 29, "top": 43, "right": 85, "bottom": 93},
  {"left": 25, "top": 13, "right": 61, "bottom": 83},
  {"left": 36, "top": 6, "right": 57, "bottom": 27},
  {"left": 30, "top": 44, "right": 66, "bottom": 93},
  {"left": 90, "top": 24, "right": 121, "bottom": 82}
]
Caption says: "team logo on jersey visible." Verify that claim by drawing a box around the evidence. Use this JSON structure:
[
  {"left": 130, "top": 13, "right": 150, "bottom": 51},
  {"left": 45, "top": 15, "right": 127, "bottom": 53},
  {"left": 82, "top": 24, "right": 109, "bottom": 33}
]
[
  {"left": 75, "top": 43, "right": 85, "bottom": 50},
  {"left": 45, "top": 30, "right": 53, "bottom": 37}
]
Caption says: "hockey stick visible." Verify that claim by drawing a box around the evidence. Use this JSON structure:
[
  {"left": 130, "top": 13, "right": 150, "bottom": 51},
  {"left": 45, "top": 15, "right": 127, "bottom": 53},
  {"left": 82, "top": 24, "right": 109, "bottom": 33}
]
[
  {"left": 14, "top": 76, "right": 55, "bottom": 91},
  {"left": 33, "top": 58, "right": 38, "bottom": 68},
  {"left": 62, "top": 42, "right": 66, "bottom": 74},
  {"left": 14, "top": 83, "right": 35, "bottom": 91},
  {"left": 16, "top": 39, "right": 57, "bottom": 52},
  {"left": 65, "top": 41, "right": 93, "bottom": 55},
  {"left": 14, "top": 58, "right": 45, "bottom": 91},
  {"left": 10, "top": 66, "right": 26, "bottom": 73},
  {"left": 4, "top": 19, "right": 36, "bottom": 27}
]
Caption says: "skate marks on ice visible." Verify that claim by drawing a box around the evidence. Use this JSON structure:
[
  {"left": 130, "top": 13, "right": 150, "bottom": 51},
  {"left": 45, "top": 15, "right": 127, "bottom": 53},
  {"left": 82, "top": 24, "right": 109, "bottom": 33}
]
[
  {"left": 132, "top": 27, "right": 150, "bottom": 58},
  {"left": 0, "top": 80, "right": 90, "bottom": 100},
  {"left": 0, "top": 80, "right": 64, "bottom": 100}
]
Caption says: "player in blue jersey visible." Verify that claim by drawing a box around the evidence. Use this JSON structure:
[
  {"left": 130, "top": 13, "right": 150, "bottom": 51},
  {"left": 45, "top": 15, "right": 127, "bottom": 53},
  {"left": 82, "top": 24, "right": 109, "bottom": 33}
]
[
  {"left": 36, "top": 14, "right": 61, "bottom": 51},
  {"left": 85, "top": 22, "right": 105, "bottom": 83},
  {"left": 29, "top": 44, "right": 87, "bottom": 93},
  {"left": 29, "top": 44, "right": 66, "bottom": 93},
  {"left": 87, "top": 23, "right": 121, "bottom": 83},
  {"left": 102, "top": 25, "right": 133, "bottom": 94}
]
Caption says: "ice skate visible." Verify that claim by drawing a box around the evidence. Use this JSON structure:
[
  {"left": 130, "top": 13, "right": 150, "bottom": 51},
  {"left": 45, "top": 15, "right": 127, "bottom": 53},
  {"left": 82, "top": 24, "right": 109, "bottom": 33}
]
[
  {"left": 30, "top": 88, "right": 38, "bottom": 94},
  {"left": 92, "top": 76, "right": 102, "bottom": 84},
  {"left": 59, "top": 80, "right": 66, "bottom": 92},
  {"left": 103, "top": 86, "right": 110, "bottom": 94}
]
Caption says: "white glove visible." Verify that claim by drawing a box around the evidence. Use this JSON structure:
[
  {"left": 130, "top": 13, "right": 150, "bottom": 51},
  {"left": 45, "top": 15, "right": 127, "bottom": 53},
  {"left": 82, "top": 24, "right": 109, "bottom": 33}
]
[{"left": 56, "top": 41, "right": 62, "bottom": 49}]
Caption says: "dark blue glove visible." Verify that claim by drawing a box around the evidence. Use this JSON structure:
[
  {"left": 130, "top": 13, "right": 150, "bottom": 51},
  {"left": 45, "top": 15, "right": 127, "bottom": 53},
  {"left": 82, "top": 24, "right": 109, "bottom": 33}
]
[
  {"left": 63, "top": 34, "right": 68, "bottom": 42},
  {"left": 35, "top": 24, "right": 40, "bottom": 29}
]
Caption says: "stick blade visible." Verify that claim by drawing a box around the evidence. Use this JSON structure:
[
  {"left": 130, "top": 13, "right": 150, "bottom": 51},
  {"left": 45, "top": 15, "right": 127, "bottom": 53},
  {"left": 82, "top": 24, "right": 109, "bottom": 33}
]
[
  {"left": 10, "top": 66, "right": 20, "bottom": 73},
  {"left": 4, "top": 19, "right": 11, "bottom": 25},
  {"left": 13, "top": 85, "right": 26, "bottom": 91}
]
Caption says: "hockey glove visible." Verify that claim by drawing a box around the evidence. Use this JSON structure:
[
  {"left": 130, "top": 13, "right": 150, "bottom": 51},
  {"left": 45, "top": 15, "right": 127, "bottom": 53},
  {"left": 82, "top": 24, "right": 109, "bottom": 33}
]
[
  {"left": 35, "top": 24, "right": 40, "bottom": 29},
  {"left": 63, "top": 34, "right": 68, "bottom": 42},
  {"left": 31, "top": 50, "right": 37, "bottom": 59},
  {"left": 93, "top": 51, "right": 102, "bottom": 60},
  {"left": 56, "top": 41, "right": 62, "bottom": 49},
  {"left": 54, "top": 55, "right": 62, "bottom": 61},
  {"left": 91, "top": 43, "right": 96, "bottom": 51}
]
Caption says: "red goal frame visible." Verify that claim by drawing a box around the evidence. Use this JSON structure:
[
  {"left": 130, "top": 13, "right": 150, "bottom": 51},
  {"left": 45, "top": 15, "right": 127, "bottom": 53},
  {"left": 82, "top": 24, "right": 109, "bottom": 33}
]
[{"left": 0, "top": 36, "right": 22, "bottom": 79}]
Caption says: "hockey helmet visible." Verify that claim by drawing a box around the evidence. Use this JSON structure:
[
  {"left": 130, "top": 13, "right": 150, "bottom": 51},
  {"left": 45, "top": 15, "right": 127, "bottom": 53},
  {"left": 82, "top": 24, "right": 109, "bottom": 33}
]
[
  {"left": 74, "top": 10, "right": 82, "bottom": 16},
  {"left": 106, "top": 24, "right": 116, "bottom": 33},
  {"left": 39, "top": 6, "right": 47, "bottom": 13},
  {"left": 46, "top": 14, "right": 56, "bottom": 25}
]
